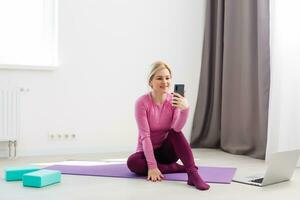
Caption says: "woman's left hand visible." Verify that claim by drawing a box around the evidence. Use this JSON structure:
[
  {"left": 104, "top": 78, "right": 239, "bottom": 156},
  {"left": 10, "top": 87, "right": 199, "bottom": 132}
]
[{"left": 171, "top": 92, "right": 189, "bottom": 110}]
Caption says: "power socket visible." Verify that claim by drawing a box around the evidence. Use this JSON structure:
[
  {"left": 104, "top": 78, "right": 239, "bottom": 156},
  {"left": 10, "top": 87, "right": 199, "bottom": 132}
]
[{"left": 48, "top": 131, "right": 77, "bottom": 141}]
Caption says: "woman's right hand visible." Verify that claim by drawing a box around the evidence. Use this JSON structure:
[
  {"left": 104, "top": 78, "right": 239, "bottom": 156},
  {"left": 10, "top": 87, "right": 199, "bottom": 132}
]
[{"left": 147, "top": 168, "right": 164, "bottom": 182}]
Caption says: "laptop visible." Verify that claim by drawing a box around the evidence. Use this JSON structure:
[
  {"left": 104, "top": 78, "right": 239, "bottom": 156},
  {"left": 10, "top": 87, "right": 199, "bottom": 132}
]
[{"left": 233, "top": 149, "right": 300, "bottom": 186}]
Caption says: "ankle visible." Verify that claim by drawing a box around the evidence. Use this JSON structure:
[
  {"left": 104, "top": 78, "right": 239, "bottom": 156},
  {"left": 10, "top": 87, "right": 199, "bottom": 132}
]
[
  {"left": 172, "top": 163, "right": 186, "bottom": 173},
  {"left": 157, "top": 162, "right": 186, "bottom": 174},
  {"left": 187, "top": 171, "right": 210, "bottom": 190},
  {"left": 186, "top": 166, "right": 198, "bottom": 174}
]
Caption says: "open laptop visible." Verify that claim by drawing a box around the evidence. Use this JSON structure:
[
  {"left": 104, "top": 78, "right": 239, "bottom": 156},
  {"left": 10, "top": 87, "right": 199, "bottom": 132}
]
[{"left": 233, "top": 149, "right": 300, "bottom": 186}]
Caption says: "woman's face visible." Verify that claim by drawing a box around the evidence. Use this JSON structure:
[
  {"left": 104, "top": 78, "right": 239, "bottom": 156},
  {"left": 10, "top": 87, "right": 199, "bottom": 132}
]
[{"left": 150, "top": 68, "right": 171, "bottom": 94}]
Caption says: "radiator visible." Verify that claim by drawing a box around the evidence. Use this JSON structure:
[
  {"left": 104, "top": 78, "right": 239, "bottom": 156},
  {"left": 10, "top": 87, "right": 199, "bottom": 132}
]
[{"left": 0, "top": 88, "right": 20, "bottom": 158}]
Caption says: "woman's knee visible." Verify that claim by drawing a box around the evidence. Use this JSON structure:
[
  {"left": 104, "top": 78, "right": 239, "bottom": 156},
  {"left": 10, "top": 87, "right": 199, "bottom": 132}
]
[
  {"left": 127, "top": 154, "right": 138, "bottom": 171},
  {"left": 127, "top": 153, "right": 147, "bottom": 175}
]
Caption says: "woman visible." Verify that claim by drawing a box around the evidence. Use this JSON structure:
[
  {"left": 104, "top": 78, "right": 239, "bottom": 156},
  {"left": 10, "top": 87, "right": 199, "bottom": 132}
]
[{"left": 127, "top": 61, "right": 210, "bottom": 190}]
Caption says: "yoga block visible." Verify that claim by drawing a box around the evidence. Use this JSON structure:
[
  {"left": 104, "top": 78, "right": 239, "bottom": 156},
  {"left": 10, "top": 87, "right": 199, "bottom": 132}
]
[
  {"left": 4, "top": 166, "right": 41, "bottom": 181},
  {"left": 23, "top": 169, "right": 61, "bottom": 188}
]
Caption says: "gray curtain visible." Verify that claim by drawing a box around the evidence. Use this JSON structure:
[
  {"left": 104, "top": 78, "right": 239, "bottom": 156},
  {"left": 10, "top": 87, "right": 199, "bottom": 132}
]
[{"left": 190, "top": 0, "right": 270, "bottom": 159}]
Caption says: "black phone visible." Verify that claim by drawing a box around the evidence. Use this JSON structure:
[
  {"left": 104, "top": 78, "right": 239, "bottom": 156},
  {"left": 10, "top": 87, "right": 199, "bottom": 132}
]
[{"left": 174, "top": 84, "right": 185, "bottom": 97}]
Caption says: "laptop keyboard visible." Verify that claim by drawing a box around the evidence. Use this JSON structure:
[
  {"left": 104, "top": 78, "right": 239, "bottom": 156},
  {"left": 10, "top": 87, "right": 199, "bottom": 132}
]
[{"left": 251, "top": 178, "right": 264, "bottom": 183}]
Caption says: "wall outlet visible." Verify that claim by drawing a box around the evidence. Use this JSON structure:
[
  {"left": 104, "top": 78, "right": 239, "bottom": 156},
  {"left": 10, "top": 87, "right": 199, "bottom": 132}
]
[{"left": 48, "top": 131, "right": 77, "bottom": 141}]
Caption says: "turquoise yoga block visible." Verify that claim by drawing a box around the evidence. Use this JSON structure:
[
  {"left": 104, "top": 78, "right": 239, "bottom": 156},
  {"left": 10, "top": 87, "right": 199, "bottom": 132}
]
[
  {"left": 4, "top": 166, "right": 41, "bottom": 181},
  {"left": 23, "top": 169, "right": 61, "bottom": 188}
]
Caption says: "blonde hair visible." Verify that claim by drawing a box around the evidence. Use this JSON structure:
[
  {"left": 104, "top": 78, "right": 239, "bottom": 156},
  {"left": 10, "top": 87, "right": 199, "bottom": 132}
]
[{"left": 148, "top": 61, "right": 172, "bottom": 85}]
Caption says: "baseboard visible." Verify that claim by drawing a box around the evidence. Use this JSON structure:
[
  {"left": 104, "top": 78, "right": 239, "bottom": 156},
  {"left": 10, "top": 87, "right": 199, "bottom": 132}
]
[{"left": 3, "top": 146, "right": 134, "bottom": 158}]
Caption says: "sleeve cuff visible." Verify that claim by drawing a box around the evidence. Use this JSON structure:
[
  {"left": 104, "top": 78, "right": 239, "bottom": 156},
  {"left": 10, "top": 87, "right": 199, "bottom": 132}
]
[
  {"left": 180, "top": 107, "right": 189, "bottom": 113},
  {"left": 148, "top": 163, "right": 158, "bottom": 170}
]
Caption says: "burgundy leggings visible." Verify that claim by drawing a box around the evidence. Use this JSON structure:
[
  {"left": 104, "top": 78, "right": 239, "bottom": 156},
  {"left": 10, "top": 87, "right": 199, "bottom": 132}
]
[{"left": 127, "top": 129, "right": 196, "bottom": 175}]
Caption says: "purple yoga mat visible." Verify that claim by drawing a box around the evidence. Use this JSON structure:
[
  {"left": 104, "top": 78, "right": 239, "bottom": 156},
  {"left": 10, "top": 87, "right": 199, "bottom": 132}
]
[{"left": 46, "top": 164, "right": 236, "bottom": 183}]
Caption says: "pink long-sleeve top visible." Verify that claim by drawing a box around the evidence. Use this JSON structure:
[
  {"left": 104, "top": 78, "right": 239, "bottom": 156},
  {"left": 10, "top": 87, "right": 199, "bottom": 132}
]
[{"left": 135, "top": 92, "right": 189, "bottom": 170}]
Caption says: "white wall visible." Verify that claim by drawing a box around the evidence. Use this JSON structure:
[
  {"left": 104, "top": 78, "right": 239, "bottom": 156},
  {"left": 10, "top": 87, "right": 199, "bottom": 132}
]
[
  {"left": 267, "top": 0, "right": 300, "bottom": 166},
  {"left": 0, "top": 0, "right": 206, "bottom": 157}
]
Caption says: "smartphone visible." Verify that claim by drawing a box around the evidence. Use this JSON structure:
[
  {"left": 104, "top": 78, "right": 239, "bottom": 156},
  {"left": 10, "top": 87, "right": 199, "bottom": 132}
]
[{"left": 174, "top": 84, "right": 185, "bottom": 97}]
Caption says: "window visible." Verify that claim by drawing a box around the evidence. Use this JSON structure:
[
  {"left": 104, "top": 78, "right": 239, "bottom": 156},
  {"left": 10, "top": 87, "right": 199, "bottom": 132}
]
[{"left": 0, "top": 0, "right": 57, "bottom": 69}]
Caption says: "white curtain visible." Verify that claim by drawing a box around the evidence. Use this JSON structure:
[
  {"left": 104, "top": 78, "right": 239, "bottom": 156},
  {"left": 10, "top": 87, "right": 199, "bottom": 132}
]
[{"left": 267, "top": 0, "right": 300, "bottom": 166}]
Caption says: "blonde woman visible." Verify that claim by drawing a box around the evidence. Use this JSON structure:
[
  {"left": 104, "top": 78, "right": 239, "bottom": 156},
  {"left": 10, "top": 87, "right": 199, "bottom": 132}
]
[{"left": 127, "top": 61, "right": 210, "bottom": 190}]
